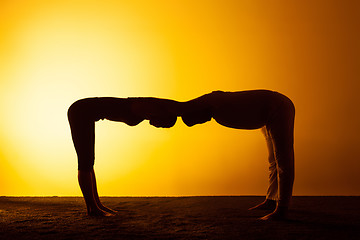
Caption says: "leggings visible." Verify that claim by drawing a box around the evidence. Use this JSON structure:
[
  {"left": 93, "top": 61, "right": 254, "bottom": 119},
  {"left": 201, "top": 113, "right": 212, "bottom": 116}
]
[{"left": 263, "top": 94, "right": 295, "bottom": 207}]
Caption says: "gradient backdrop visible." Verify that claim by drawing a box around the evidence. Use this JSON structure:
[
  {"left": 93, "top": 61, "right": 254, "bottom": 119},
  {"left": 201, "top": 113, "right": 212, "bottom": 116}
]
[{"left": 1, "top": 0, "right": 359, "bottom": 196}]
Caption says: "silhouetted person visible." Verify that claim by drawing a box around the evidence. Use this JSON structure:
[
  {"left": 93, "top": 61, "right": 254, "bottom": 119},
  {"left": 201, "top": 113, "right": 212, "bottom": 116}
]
[
  {"left": 68, "top": 97, "right": 181, "bottom": 216},
  {"left": 181, "top": 90, "right": 295, "bottom": 220},
  {"left": 68, "top": 90, "right": 295, "bottom": 220}
]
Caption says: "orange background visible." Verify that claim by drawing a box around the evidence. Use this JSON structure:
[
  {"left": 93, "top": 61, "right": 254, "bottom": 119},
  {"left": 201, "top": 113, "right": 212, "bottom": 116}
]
[{"left": 0, "top": 0, "right": 359, "bottom": 196}]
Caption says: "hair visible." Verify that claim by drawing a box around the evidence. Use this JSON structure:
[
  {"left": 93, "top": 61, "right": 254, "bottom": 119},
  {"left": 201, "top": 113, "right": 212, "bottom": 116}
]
[
  {"left": 149, "top": 114, "right": 177, "bottom": 128},
  {"left": 181, "top": 101, "right": 212, "bottom": 126}
]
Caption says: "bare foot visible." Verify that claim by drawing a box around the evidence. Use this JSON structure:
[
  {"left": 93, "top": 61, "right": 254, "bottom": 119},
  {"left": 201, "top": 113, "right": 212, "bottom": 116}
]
[
  {"left": 248, "top": 199, "right": 277, "bottom": 211},
  {"left": 259, "top": 206, "right": 288, "bottom": 221},
  {"left": 100, "top": 205, "right": 117, "bottom": 215},
  {"left": 88, "top": 208, "right": 116, "bottom": 217}
]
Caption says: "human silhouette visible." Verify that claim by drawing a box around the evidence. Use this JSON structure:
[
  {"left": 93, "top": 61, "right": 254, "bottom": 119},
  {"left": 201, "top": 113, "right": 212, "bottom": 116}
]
[
  {"left": 68, "top": 90, "right": 295, "bottom": 220},
  {"left": 68, "top": 97, "right": 181, "bottom": 216},
  {"left": 181, "top": 90, "right": 295, "bottom": 220}
]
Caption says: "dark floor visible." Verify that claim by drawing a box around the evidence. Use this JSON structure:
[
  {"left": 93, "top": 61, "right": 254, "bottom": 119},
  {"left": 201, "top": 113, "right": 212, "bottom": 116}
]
[{"left": 0, "top": 196, "right": 359, "bottom": 240}]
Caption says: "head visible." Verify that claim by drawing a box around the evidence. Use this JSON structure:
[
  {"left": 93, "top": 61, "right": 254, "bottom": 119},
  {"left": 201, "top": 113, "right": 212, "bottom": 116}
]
[
  {"left": 181, "top": 106, "right": 212, "bottom": 127},
  {"left": 149, "top": 114, "right": 177, "bottom": 128}
]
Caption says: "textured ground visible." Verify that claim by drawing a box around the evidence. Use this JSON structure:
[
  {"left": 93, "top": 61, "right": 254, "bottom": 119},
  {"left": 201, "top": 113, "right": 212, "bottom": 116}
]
[{"left": 0, "top": 196, "right": 359, "bottom": 240}]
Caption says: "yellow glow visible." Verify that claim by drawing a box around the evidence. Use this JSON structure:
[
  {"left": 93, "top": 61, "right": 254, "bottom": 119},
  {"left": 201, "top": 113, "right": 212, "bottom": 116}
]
[{"left": 1, "top": 1, "right": 359, "bottom": 196}]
